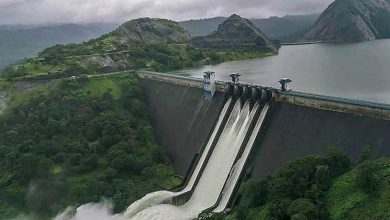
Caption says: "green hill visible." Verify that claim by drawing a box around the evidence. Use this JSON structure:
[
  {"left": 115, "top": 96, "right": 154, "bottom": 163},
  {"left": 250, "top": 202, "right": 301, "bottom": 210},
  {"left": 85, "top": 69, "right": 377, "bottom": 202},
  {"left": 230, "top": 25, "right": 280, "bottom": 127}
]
[
  {"left": 327, "top": 158, "right": 390, "bottom": 219},
  {"left": 112, "top": 17, "right": 192, "bottom": 44},
  {"left": 191, "top": 14, "right": 278, "bottom": 52},
  {"left": 0, "top": 23, "right": 117, "bottom": 69},
  {"left": 0, "top": 74, "right": 180, "bottom": 219},
  {"left": 1, "top": 15, "right": 277, "bottom": 80},
  {"left": 179, "top": 14, "right": 320, "bottom": 41},
  {"left": 203, "top": 148, "right": 390, "bottom": 220}
]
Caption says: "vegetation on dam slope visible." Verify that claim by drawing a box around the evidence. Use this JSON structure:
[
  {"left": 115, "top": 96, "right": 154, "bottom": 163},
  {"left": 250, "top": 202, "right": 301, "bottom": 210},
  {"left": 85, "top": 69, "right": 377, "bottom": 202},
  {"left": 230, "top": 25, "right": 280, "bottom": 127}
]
[
  {"left": 203, "top": 147, "right": 390, "bottom": 220},
  {"left": 0, "top": 74, "right": 180, "bottom": 219}
]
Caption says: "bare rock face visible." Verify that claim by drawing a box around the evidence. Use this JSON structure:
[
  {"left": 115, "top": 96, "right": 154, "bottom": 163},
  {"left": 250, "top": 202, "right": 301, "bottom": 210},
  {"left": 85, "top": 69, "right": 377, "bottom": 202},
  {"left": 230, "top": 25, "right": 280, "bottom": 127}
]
[
  {"left": 191, "top": 14, "right": 278, "bottom": 52},
  {"left": 305, "top": 0, "right": 390, "bottom": 42},
  {"left": 113, "top": 18, "right": 192, "bottom": 44}
]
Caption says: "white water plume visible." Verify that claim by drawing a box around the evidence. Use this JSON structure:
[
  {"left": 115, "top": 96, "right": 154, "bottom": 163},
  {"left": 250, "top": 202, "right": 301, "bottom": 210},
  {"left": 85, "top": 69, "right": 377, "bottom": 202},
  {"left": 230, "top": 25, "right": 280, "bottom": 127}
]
[
  {"left": 51, "top": 98, "right": 269, "bottom": 220},
  {"left": 214, "top": 103, "right": 269, "bottom": 212},
  {"left": 124, "top": 191, "right": 177, "bottom": 218},
  {"left": 120, "top": 98, "right": 235, "bottom": 219},
  {"left": 53, "top": 202, "right": 124, "bottom": 220}
]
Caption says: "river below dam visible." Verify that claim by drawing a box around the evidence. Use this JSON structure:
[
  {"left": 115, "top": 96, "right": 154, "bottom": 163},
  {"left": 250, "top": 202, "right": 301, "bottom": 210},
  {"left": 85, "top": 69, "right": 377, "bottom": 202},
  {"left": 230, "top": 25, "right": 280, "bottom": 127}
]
[{"left": 170, "top": 39, "right": 390, "bottom": 104}]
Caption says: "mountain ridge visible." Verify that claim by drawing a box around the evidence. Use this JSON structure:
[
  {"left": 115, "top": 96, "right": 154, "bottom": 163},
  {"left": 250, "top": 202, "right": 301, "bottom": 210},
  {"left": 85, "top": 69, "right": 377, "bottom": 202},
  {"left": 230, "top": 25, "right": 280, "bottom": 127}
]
[
  {"left": 191, "top": 14, "right": 278, "bottom": 52},
  {"left": 305, "top": 0, "right": 390, "bottom": 42},
  {"left": 0, "top": 23, "right": 117, "bottom": 69},
  {"left": 179, "top": 14, "right": 320, "bottom": 41},
  {"left": 2, "top": 14, "right": 277, "bottom": 79},
  {"left": 111, "top": 17, "right": 192, "bottom": 44}
]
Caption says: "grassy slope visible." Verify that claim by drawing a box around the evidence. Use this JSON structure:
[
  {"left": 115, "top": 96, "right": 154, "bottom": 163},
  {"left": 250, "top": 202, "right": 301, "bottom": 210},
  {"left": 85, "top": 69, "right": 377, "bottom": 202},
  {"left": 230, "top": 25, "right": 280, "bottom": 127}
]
[
  {"left": 223, "top": 157, "right": 390, "bottom": 220},
  {"left": 3, "top": 42, "right": 272, "bottom": 80},
  {"left": 327, "top": 158, "right": 390, "bottom": 220},
  {"left": 0, "top": 74, "right": 180, "bottom": 219},
  {"left": 1, "top": 19, "right": 276, "bottom": 79}
]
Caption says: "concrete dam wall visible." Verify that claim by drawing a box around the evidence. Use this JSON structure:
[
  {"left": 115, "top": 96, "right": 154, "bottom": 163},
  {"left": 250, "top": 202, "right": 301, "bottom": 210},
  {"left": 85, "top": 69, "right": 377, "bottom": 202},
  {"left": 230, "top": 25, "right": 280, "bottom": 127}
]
[
  {"left": 251, "top": 101, "right": 390, "bottom": 177},
  {"left": 140, "top": 78, "right": 226, "bottom": 176},
  {"left": 138, "top": 72, "right": 390, "bottom": 179}
]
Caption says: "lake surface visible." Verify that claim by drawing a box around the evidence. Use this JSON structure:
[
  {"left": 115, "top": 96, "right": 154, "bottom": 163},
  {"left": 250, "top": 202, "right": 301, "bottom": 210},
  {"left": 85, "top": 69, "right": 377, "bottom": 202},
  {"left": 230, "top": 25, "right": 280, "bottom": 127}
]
[{"left": 170, "top": 39, "right": 390, "bottom": 104}]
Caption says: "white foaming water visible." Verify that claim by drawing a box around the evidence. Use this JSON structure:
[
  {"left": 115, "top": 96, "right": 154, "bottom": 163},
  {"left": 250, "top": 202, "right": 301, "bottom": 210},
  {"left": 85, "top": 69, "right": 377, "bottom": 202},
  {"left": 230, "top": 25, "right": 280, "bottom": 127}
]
[
  {"left": 130, "top": 99, "right": 260, "bottom": 220},
  {"left": 123, "top": 98, "right": 233, "bottom": 219},
  {"left": 183, "top": 99, "right": 251, "bottom": 212},
  {"left": 214, "top": 103, "right": 270, "bottom": 212},
  {"left": 53, "top": 202, "right": 124, "bottom": 220},
  {"left": 56, "top": 98, "right": 268, "bottom": 220},
  {"left": 182, "top": 97, "right": 233, "bottom": 192},
  {"left": 124, "top": 191, "right": 177, "bottom": 218},
  {"left": 130, "top": 204, "right": 191, "bottom": 220}
]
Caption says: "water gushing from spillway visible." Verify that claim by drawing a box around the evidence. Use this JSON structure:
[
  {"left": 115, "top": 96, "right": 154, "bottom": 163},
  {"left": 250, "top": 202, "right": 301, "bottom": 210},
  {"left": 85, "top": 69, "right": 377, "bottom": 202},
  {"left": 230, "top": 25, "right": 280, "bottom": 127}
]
[
  {"left": 214, "top": 103, "right": 270, "bottom": 212},
  {"left": 126, "top": 97, "right": 269, "bottom": 220},
  {"left": 123, "top": 98, "right": 233, "bottom": 218},
  {"left": 181, "top": 99, "right": 252, "bottom": 212},
  {"left": 58, "top": 95, "right": 270, "bottom": 220}
]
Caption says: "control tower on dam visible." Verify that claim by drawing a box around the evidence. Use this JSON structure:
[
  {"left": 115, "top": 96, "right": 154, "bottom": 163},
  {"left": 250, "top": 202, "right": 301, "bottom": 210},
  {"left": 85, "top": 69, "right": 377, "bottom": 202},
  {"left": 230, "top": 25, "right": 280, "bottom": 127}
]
[{"left": 137, "top": 70, "right": 390, "bottom": 183}]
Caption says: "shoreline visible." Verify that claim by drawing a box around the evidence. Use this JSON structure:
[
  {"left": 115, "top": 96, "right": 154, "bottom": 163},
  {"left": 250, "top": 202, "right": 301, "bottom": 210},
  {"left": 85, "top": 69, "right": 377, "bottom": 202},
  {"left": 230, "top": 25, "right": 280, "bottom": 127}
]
[{"left": 281, "top": 41, "right": 324, "bottom": 46}]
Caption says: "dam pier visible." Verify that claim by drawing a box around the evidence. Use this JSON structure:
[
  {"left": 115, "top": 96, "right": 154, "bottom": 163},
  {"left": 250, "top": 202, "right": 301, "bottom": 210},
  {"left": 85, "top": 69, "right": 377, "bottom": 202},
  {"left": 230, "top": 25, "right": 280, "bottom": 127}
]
[{"left": 128, "top": 70, "right": 390, "bottom": 218}]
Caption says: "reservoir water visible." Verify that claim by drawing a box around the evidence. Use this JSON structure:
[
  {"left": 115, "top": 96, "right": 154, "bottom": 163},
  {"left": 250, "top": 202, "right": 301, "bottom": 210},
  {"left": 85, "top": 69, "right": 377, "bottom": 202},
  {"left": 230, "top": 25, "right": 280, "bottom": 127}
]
[{"left": 170, "top": 39, "right": 390, "bottom": 104}]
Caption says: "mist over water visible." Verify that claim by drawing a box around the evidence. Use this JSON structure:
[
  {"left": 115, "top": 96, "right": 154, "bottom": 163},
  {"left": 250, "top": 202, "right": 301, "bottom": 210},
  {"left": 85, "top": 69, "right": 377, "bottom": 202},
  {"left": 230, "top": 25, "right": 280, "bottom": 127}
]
[
  {"left": 170, "top": 39, "right": 390, "bottom": 104},
  {"left": 53, "top": 202, "right": 124, "bottom": 220},
  {"left": 48, "top": 98, "right": 271, "bottom": 220}
]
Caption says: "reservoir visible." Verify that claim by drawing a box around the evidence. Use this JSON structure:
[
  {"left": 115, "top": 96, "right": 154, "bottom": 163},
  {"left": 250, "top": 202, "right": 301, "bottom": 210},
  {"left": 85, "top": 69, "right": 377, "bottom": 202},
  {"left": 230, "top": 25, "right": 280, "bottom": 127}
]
[{"left": 170, "top": 39, "right": 390, "bottom": 104}]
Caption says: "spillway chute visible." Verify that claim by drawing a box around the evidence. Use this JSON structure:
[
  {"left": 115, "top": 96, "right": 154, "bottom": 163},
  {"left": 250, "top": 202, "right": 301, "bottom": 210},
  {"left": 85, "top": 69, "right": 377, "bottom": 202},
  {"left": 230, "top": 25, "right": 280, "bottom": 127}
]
[
  {"left": 124, "top": 91, "right": 272, "bottom": 219},
  {"left": 213, "top": 103, "right": 270, "bottom": 213}
]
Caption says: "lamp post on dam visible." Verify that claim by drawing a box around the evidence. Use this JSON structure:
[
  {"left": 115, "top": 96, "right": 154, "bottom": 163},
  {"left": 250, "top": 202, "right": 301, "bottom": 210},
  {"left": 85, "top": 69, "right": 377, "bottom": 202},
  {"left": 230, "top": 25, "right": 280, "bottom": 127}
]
[{"left": 279, "top": 78, "right": 292, "bottom": 91}]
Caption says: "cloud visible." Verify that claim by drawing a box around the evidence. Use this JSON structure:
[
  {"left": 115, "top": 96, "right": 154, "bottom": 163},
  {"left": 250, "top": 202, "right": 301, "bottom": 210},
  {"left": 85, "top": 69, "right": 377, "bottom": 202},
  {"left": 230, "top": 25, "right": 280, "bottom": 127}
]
[{"left": 0, "top": 0, "right": 334, "bottom": 25}]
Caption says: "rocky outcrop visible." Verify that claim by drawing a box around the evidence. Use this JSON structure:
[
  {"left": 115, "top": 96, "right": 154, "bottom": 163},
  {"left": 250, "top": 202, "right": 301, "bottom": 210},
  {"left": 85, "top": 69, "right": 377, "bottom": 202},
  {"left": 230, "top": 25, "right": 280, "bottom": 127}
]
[
  {"left": 112, "top": 18, "right": 192, "bottom": 44},
  {"left": 191, "top": 14, "right": 278, "bottom": 52},
  {"left": 306, "top": 0, "right": 390, "bottom": 42}
]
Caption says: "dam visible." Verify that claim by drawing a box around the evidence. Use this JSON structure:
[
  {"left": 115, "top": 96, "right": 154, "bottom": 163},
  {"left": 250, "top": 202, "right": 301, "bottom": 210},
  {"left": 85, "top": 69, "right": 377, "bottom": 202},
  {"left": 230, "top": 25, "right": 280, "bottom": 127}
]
[{"left": 125, "top": 70, "right": 390, "bottom": 218}]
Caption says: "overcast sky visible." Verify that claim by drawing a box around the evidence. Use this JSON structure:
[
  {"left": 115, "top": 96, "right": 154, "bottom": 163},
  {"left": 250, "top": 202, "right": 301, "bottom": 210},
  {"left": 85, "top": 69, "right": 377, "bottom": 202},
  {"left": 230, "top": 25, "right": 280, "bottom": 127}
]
[{"left": 0, "top": 0, "right": 334, "bottom": 25}]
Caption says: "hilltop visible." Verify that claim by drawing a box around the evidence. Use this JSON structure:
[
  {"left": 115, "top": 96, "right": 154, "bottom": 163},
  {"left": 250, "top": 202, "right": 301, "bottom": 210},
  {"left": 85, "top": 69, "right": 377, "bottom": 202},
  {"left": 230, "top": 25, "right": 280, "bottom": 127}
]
[
  {"left": 191, "top": 14, "right": 278, "bottom": 52},
  {"left": 1, "top": 15, "right": 277, "bottom": 79},
  {"left": 179, "top": 14, "right": 319, "bottom": 42},
  {"left": 305, "top": 0, "right": 390, "bottom": 42},
  {"left": 104, "top": 17, "right": 192, "bottom": 45}
]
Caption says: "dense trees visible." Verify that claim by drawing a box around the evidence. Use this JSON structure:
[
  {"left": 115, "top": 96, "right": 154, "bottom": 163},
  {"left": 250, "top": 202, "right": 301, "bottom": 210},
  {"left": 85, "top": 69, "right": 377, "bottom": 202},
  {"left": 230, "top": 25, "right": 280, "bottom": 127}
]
[
  {"left": 1, "top": 27, "right": 274, "bottom": 79},
  {"left": 202, "top": 147, "right": 389, "bottom": 220},
  {"left": 0, "top": 75, "right": 179, "bottom": 219}
]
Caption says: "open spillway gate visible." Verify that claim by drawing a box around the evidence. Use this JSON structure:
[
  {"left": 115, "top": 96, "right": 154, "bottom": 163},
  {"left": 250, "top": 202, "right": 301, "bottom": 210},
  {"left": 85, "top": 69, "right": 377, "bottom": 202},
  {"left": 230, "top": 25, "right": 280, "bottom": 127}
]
[
  {"left": 124, "top": 84, "right": 273, "bottom": 219},
  {"left": 127, "top": 71, "right": 390, "bottom": 219},
  {"left": 171, "top": 83, "right": 272, "bottom": 209}
]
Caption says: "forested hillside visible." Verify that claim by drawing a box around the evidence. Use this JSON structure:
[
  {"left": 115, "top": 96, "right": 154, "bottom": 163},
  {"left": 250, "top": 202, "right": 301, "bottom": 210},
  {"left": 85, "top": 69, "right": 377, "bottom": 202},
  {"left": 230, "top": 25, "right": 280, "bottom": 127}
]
[
  {"left": 179, "top": 14, "right": 319, "bottom": 41},
  {"left": 202, "top": 148, "right": 390, "bottom": 220},
  {"left": 1, "top": 16, "right": 277, "bottom": 80},
  {"left": 0, "top": 23, "right": 117, "bottom": 69},
  {"left": 0, "top": 74, "right": 180, "bottom": 219}
]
